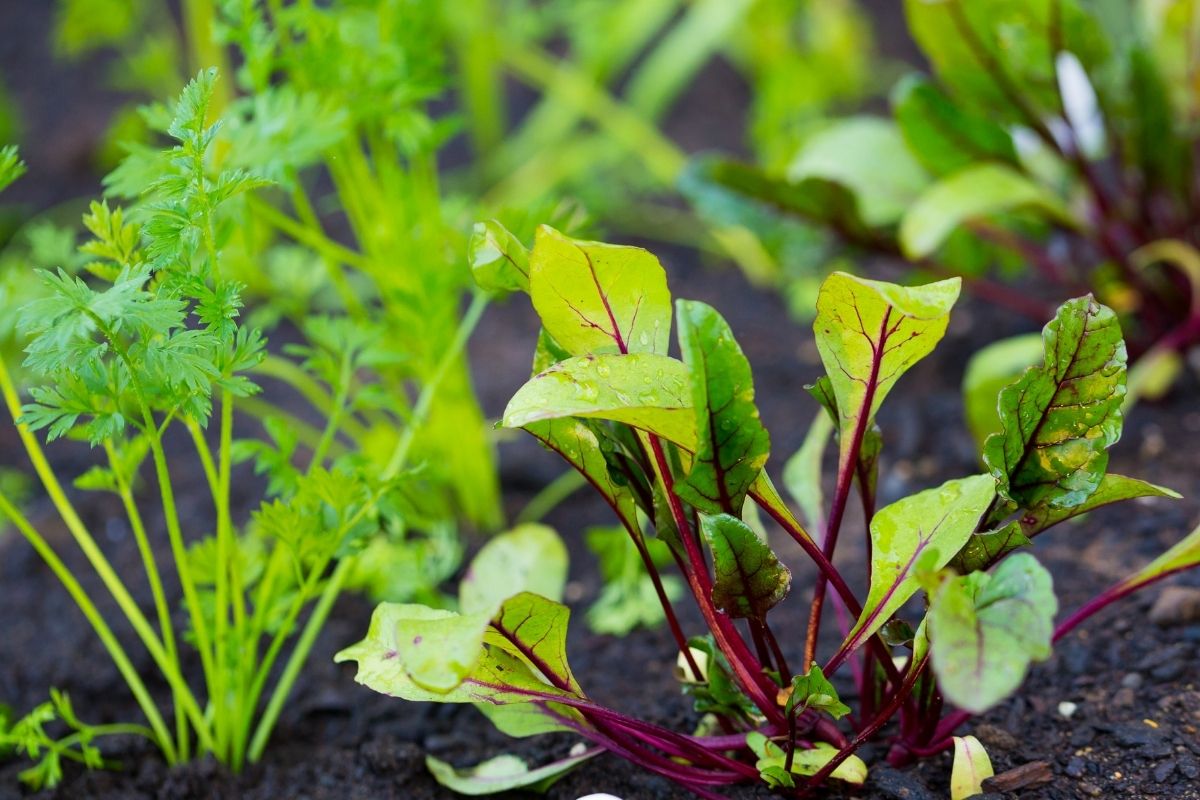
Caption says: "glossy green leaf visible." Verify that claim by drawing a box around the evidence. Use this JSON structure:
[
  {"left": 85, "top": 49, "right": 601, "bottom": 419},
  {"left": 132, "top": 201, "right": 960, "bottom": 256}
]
[
  {"left": 674, "top": 300, "right": 770, "bottom": 515},
  {"left": 983, "top": 296, "right": 1127, "bottom": 510},
  {"left": 846, "top": 474, "right": 996, "bottom": 650},
  {"left": 524, "top": 418, "right": 641, "bottom": 536},
  {"left": 951, "top": 736, "right": 995, "bottom": 800},
  {"left": 901, "top": 164, "right": 1076, "bottom": 259},
  {"left": 469, "top": 220, "right": 529, "bottom": 296},
  {"left": 891, "top": 74, "right": 1017, "bottom": 175},
  {"left": 529, "top": 226, "right": 671, "bottom": 357},
  {"left": 929, "top": 552, "right": 1057, "bottom": 713},
  {"left": 814, "top": 272, "right": 960, "bottom": 469},
  {"left": 1021, "top": 474, "right": 1180, "bottom": 537},
  {"left": 426, "top": 751, "right": 597, "bottom": 796},
  {"left": 783, "top": 410, "right": 833, "bottom": 532},
  {"left": 783, "top": 664, "right": 850, "bottom": 720},
  {"left": 702, "top": 514, "right": 790, "bottom": 621},
  {"left": 788, "top": 117, "right": 930, "bottom": 227},
  {"left": 503, "top": 353, "right": 695, "bottom": 447},
  {"left": 459, "top": 524, "right": 568, "bottom": 615},
  {"left": 962, "top": 333, "right": 1044, "bottom": 449}
]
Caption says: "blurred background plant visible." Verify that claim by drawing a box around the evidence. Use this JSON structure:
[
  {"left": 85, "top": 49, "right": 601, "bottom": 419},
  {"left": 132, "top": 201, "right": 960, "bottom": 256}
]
[{"left": 687, "top": 0, "right": 1200, "bottom": 402}]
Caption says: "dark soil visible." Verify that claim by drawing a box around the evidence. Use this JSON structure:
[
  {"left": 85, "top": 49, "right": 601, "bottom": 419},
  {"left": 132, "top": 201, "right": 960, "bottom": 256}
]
[{"left": 2, "top": 4, "right": 1199, "bottom": 799}]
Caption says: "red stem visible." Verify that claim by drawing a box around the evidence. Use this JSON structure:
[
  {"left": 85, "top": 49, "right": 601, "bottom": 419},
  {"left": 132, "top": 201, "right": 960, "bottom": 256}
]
[{"left": 648, "top": 436, "right": 783, "bottom": 724}]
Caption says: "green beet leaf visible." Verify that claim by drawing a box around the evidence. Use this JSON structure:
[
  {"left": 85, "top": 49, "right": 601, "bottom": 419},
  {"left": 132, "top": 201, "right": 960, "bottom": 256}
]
[
  {"left": 524, "top": 419, "right": 642, "bottom": 536},
  {"left": 459, "top": 524, "right": 568, "bottom": 616},
  {"left": 674, "top": 300, "right": 770, "bottom": 515},
  {"left": 336, "top": 593, "right": 582, "bottom": 709},
  {"left": 788, "top": 117, "right": 930, "bottom": 227},
  {"left": 701, "top": 514, "right": 790, "bottom": 621},
  {"left": 529, "top": 226, "right": 671, "bottom": 357},
  {"left": 335, "top": 603, "right": 493, "bottom": 694},
  {"left": 962, "top": 333, "right": 1044, "bottom": 449},
  {"left": 891, "top": 74, "right": 1018, "bottom": 176},
  {"left": 983, "top": 296, "right": 1127, "bottom": 510},
  {"left": 469, "top": 220, "right": 530, "bottom": 296},
  {"left": 783, "top": 664, "right": 850, "bottom": 720},
  {"left": 845, "top": 474, "right": 996, "bottom": 651},
  {"left": 814, "top": 272, "right": 960, "bottom": 471},
  {"left": 900, "top": 164, "right": 1077, "bottom": 259},
  {"left": 426, "top": 751, "right": 597, "bottom": 796},
  {"left": 929, "top": 552, "right": 1057, "bottom": 713},
  {"left": 949, "top": 522, "right": 1031, "bottom": 574},
  {"left": 1020, "top": 474, "right": 1180, "bottom": 537},
  {"left": 485, "top": 591, "right": 583, "bottom": 695},
  {"left": 783, "top": 410, "right": 834, "bottom": 532},
  {"left": 503, "top": 353, "right": 695, "bottom": 448},
  {"left": 747, "top": 733, "right": 867, "bottom": 787}
]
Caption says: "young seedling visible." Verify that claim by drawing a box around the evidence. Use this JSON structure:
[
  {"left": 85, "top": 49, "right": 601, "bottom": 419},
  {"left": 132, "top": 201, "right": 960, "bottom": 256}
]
[
  {"left": 686, "top": 0, "right": 1200, "bottom": 400},
  {"left": 0, "top": 70, "right": 490, "bottom": 786},
  {"left": 340, "top": 226, "right": 1197, "bottom": 797}
]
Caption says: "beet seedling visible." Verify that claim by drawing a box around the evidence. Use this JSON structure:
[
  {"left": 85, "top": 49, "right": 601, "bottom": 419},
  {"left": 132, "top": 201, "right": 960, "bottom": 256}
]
[{"left": 341, "top": 224, "right": 1197, "bottom": 797}]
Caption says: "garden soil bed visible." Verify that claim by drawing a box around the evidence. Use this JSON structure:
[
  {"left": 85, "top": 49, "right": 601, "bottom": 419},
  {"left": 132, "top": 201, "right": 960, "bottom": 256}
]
[
  {"left": 2, "top": 3, "right": 1199, "bottom": 797},
  {"left": 2, "top": 264, "right": 1198, "bottom": 800}
]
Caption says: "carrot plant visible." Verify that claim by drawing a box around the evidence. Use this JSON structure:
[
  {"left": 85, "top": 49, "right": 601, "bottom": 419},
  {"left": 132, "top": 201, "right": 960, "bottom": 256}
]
[
  {"left": 340, "top": 225, "right": 1199, "bottom": 797},
  {"left": 0, "top": 71, "right": 487, "bottom": 785},
  {"left": 686, "top": 0, "right": 1200, "bottom": 397}
]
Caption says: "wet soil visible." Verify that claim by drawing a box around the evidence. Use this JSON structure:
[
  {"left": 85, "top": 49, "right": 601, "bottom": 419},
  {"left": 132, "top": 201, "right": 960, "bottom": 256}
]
[{"left": 2, "top": 4, "right": 1199, "bottom": 799}]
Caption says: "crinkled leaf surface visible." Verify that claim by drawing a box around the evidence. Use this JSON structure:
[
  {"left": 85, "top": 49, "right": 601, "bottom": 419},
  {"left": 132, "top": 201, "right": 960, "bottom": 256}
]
[
  {"left": 846, "top": 474, "right": 996, "bottom": 650},
  {"left": 702, "top": 514, "right": 790, "bottom": 621},
  {"left": 459, "top": 524, "right": 568, "bottom": 615},
  {"left": 529, "top": 226, "right": 671, "bottom": 356},
  {"left": 900, "top": 164, "right": 1076, "bottom": 259},
  {"left": 503, "top": 353, "right": 695, "bottom": 446},
  {"left": 930, "top": 552, "right": 1057, "bottom": 713},
  {"left": 983, "top": 296, "right": 1126, "bottom": 510},
  {"left": 426, "top": 751, "right": 596, "bottom": 796},
  {"left": 675, "top": 300, "right": 770, "bottom": 515},
  {"left": 788, "top": 117, "right": 930, "bottom": 227},
  {"left": 814, "top": 272, "right": 960, "bottom": 468},
  {"left": 891, "top": 74, "right": 1017, "bottom": 175},
  {"left": 470, "top": 220, "right": 529, "bottom": 295},
  {"left": 949, "top": 522, "right": 1031, "bottom": 574}
]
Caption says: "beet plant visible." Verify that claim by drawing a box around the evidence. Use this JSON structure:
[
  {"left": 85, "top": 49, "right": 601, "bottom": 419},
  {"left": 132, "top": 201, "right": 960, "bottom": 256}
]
[
  {"left": 340, "top": 225, "right": 1199, "bottom": 797},
  {"left": 685, "top": 0, "right": 1200, "bottom": 399},
  {"left": 0, "top": 71, "right": 490, "bottom": 785}
]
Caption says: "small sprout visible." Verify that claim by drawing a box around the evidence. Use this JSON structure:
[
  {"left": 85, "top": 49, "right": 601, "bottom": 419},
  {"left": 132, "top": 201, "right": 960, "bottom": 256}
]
[{"left": 951, "top": 736, "right": 994, "bottom": 800}]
